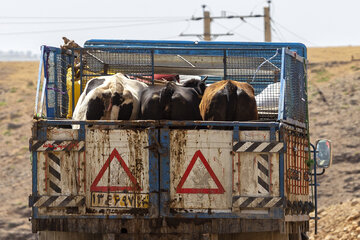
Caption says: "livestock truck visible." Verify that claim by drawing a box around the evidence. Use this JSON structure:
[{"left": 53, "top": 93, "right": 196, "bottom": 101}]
[{"left": 29, "top": 40, "right": 332, "bottom": 240}]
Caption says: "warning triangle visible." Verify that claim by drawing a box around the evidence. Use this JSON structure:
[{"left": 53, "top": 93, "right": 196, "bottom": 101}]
[
  {"left": 176, "top": 150, "right": 225, "bottom": 194},
  {"left": 90, "top": 148, "right": 141, "bottom": 192}
]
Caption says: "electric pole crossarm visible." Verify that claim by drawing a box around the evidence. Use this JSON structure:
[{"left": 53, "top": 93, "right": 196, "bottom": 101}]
[{"left": 191, "top": 15, "right": 264, "bottom": 21}]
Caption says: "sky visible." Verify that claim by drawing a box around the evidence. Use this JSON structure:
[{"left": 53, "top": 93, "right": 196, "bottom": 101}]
[{"left": 1, "top": 0, "right": 359, "bottom": 53}]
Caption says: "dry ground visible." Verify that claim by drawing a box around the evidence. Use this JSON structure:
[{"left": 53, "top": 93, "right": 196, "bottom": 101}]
[{"left": 0, "top": 46, "right": 359, "bottom": 239}]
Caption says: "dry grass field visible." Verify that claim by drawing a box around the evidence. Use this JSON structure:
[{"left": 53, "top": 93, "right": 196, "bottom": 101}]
[{"left": 0, "top": 46, "right": 359, "bottom": 239}]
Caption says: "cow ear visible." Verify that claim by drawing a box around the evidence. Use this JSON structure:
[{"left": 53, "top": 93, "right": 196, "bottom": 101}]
[{"left": 202, "top": 76, "right": 208, "bottom": 82}]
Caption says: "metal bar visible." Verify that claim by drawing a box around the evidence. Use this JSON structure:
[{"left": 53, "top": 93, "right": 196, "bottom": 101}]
[
  {"left": 270, "top": 127, "right": 276, "bottom": 141},
  {"left": 148, "top": 128, "right": 159, "bottom": 217},
  {"left": 151, "top": 50, "right": 154, "bottom": 85},
  {"left": 71, "top": 49, "right": 75, "bottom": 114},
  {"left": 223, "top": 49, "right": 227, "bottom": 79},
  {"left": 60, "top": 53, "right": 68, "bottom": 118},
  {"left": 232, "top": 125, "right": 239, "bottom": 142},
  {"left": 35, "top": 46, "right": 45, "bottom": 116},
  {"left": 32, "top": 151, "right": 38, "bottom": 196},
  {"left": 310, "top": 143, "right": 318, "bottom": 234},
  {"left": 70, "top": 46, "right": 287, "bottom": 52},
  {"left": 80, "top": 50, "right": 83, "bottom": 93},
  {"left": 279, "top": 124, "right": 285, "bottom": 198},
  {"left": 277, "top": 48, "right": 286, "bottom": 121},
  {"left": 38, "top": 119, "right": 280, "bottom": 128},
  {"left": 31, "top": 150, "right": 38, "bottom": 219},
  {"left": 284, "top": 48, "right": 307, "bottom": 63},
  {"left": 159, "top": 128, "right": 170, "bottom": 216},
  {"left": 53, "top": 51, "right": 58, "bottom": 118}
]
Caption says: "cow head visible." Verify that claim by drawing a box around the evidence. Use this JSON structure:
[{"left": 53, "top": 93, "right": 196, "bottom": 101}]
[{"left": 181, "top": 76, "right": 208, "bottom": 96}]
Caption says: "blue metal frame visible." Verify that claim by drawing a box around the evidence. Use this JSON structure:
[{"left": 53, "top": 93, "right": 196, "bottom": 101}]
[
  {"left": 148, "top": 127, "right": 160, "bottom": 217},
  {"left": 84, "top": 39, "right": 307, "bottom": 58},
  {"left": 278, "top": 48, "right": 286, "bottom": 121},
  {"left": 310, "top": 143, "right": 318, "bottom": 234},
  {"left": 31, "top": 151, "right": 39, "bottom": 219},
  {"left": 35, "top": 120, "right": 280, "bottom": 129},
  {"left": 41, "top": 46, "right": 63, "bottom": 119},
  {"left": 159, "top": 128, "right": 170, "bottom": 217}
]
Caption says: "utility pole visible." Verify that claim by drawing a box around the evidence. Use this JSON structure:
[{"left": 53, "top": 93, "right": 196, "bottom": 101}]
[
  {"left": 180, "top": 4, "right": 272, "bottom": 42},
  {"left": 203, "top": 10, "right": 211, "bottom": 41},
  {"left": 264, "top": 0, "right": 272, "bottom": 42},
  {"left": 179, "top": 5, "right": 233, "bottom": 41}
]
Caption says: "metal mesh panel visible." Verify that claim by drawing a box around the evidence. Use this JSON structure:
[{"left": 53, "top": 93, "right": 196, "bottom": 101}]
[
  {"left": 42, "top": 46, "right": 307, "bottom": 123},
  {"left": 227, "top": 49, "right": 282, "bottom": 120},
  {"left": 65, "top": 48, "right": 153, "bottom": 117},
  {"left": 285, "top": 129, "right": 310, "bottom": 196},
  {"left": 82, "top": 48, "right": 152, "bottom": 77},
  {"left": 78, "top": 49, "right": 153, "bottom": 106},
  {"left": 284, "top": 53, "right": 307, "bottom": 123},
  {"left": 44, "top": 48, "right": 70, "bottom": 119}
]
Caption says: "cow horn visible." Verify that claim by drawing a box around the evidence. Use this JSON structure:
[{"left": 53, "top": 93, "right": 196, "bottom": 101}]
[{"left": 202, "top": 76, "right": 208, "bottom": 82}]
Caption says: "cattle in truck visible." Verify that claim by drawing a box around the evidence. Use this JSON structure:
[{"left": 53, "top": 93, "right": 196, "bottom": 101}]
[
  {"left": 199, "top": 80, "right": 258, "bottom": 121},
  {"left": 72, "top": 73, "right": 148, "bottom": 126},
  {"left": 140, "top": 78, "right": 207, "bottom": 120}
]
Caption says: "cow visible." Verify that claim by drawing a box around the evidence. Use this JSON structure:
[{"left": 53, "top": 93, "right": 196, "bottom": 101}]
[
  {"left": 199, "top": 80, "right": 258, "bottom": 121},
  {"left": 140, "top": 77, "right": 207, "bottom": 120},
  {"left": 72, "top": 73, "right": 148, "bottom": 127}
]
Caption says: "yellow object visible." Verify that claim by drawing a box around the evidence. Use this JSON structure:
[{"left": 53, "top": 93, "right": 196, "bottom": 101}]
[{"left": 66, "top": 68, "right": 81, "bottom": 118}]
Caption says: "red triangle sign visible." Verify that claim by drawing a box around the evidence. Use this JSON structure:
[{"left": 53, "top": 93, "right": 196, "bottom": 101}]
[
  {"left": 90, "top": 148, "right": 141, "bottom": 192},
  {"left": 176, "top": 150, "right": 225, "bottom": 194}
]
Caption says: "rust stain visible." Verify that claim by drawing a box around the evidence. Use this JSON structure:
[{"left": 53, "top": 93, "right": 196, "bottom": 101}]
[{"left": 170, "top": 130, "right": 187, "bottom": 208}]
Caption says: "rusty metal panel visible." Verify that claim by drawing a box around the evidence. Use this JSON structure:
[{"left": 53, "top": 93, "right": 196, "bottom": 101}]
[
  {"left": 284, "top": 129, "right": 310, "bottom": 203},
  {"left": 47, "top": 128, "right": 79, "bottom": 140},
  {"left": 85, "top": 129, "right": 150, "bottom": 214},
  {"left": 37, "top": 151, "right": 85, "bottom": 196},
  {"left": 169, "top": 130, "right": 233, "bottom": 210},
  {"left": 232, "top": 131, "right": 280, "bottom": 198},
  {"left": 233, "top": 153, "right": 279, "bottom": 197}
]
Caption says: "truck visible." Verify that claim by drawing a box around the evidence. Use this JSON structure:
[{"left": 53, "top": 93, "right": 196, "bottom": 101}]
[{"left": 29, "top": 40, "right": 332, "bottom": 240}]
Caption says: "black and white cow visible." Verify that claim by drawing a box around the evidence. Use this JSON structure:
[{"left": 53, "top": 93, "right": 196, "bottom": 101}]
[{"left": 72, "top": 73, "right": 148, "bottom": 127}]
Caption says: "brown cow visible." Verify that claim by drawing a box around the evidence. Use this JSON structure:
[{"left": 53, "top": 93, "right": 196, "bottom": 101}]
[{"left": 199, "top": 80, "right": 258, "bottom": 121}]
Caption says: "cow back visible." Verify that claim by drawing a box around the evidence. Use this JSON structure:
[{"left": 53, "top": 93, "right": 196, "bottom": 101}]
[{"left": 199, "top": 80, "right": 258, "bottom": 121}]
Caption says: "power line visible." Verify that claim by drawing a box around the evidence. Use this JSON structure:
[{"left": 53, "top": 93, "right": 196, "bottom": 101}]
[
  {"left": 0, "top": 16, "right": 186, "bottom": 20},
  {"left": 0, "top": 18, "right": 184, "bottom": 25},
  {"left": 270, "top": 21, "right": 286, "bottom": 42},
  {"left": 212, "top": 21, "right": 255, "bottom": 41},
  {"left": 0, "top": 19, "right": 186, "bottom": 36},
  {"left": 271, "top": 19, "right": 318, "bottom": 46},
  {"left": 245, "top": 20, "right": 263, "bottom": 33}
]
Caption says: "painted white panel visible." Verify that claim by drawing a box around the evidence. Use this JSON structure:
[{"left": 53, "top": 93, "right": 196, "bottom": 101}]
[
  {"left": 170, "top": 130, "right": 233, "bottom": 210},
  {"left": 85, "top": 129, "right": 149, "bottom": 211}
]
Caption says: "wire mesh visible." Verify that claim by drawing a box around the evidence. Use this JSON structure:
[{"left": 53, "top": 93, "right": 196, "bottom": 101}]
[
  {"left": 226, "top": 48, "right": 282, "bottom": 120},
  {"left": 284, "top": 53, "right": 307, "bottom": 123},
  {"left": 42, "top": 46, "right": 307, "bottom": 123},
  {"left": 43, "top": 48, "right": 70, "bottom": 119},
  {"left": 82, "top": 48, "right": 153, "bottom": 77}
]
